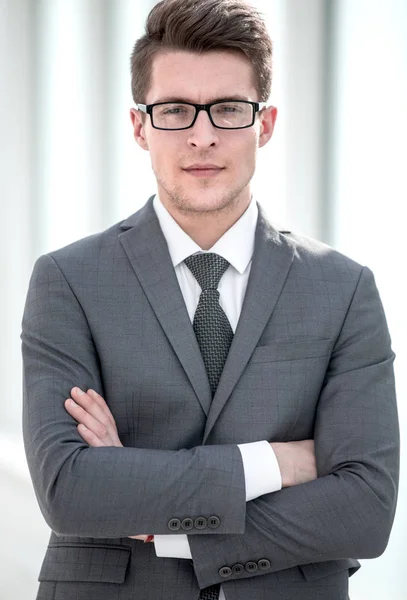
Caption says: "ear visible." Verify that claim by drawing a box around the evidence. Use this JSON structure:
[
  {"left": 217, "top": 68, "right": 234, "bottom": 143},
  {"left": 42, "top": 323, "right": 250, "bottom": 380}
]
[
  {"left": 258, "top": 105, "right": 278, "bottom": 148},
  {"left": 130, "top": 108, "right": 149, "bottom": 151}
]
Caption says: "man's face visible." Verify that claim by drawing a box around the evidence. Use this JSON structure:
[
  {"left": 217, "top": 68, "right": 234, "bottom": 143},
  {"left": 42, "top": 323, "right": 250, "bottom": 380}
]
[{"left": 130, "top": 50, "right": 277, "bottom": 216}]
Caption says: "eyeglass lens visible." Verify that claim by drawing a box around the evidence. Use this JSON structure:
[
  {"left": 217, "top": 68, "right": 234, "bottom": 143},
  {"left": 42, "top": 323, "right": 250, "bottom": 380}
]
[{"left": 152, "top": 102, "right": 253, "bottom": 129}]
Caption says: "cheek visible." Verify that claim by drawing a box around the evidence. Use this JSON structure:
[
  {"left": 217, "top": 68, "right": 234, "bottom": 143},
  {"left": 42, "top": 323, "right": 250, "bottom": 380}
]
[
  {"left": 232, "top": 135, "right": 258, "bottom": 167},
  {"left": 150, "top": 147, "right": 170, "bottom": 175},
  {"left": 149, "top": 136, "right": 182, "bottom": 174}
]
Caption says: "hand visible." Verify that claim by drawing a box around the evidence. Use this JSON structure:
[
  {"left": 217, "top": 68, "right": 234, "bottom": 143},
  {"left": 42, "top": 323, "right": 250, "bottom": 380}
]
[
  {"left": 270, "top": 440, "right": 317, "bottom": 488},
  {"left": 65, "top": 387, "right": 123, "bottom": 447},
  {"left": 65, "top": 388, "right": 154, "bottom": 542},
  {"left": 129, "top": 535, "right": 154, "bottom": 542}
]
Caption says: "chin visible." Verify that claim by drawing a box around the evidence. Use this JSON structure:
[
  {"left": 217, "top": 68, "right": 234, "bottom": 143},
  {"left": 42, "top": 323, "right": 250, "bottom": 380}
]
[
  {"left": 158, "top": 173, "right": 250, "bottom": 214},
  {"left": 177, "top": 192, "right": 235, "bottom": 214}
]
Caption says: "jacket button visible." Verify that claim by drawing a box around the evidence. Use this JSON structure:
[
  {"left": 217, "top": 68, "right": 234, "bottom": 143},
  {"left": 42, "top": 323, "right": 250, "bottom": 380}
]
[
  {"left": 181, "top": 518, "right": 194, "bottom": 531},
  {"left": 219, "top": 566, "right": 232, "bottom": 578},
  {"left": 245, "top": 561, "right": 258, "bottom": 572},
  {"left": 207, "top": 516, "right": 221, "bottom": 529},
  {"left": 258, "top": 558, "right": 271, "bottom": 570},
  {"left": 167, "top": 518, "right": 181, "bottom": 531},
  {"left": 232, "top": 563, "right": 245, "bottom": 575},
  {"left": 194, "top": 517, "right": 207, "bottom": 529}
]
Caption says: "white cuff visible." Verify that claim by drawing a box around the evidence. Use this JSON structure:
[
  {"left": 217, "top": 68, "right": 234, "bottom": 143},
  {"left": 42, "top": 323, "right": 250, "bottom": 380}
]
[
  {"left": 154, "top": 534, "right": 192, "bottom": 559},
  {"left": 237, "top": 440, "right": 282, "bottom": 501}
]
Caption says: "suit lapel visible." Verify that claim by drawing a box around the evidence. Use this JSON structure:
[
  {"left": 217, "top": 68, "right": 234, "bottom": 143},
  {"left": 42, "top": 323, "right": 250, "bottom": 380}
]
[
  {"left": 202, "top": 204, "right": 295, "bottom": 443},
  {"left": 118, "top": 196, "right": 212, "bottom": 416},
  {"left": 118, "top": 197, "right": 295, "bottom": 433}
]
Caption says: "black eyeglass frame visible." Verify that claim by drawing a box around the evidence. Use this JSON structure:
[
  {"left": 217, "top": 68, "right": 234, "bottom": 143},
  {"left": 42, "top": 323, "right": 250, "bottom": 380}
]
[{"left": 135, "top": 100, "right": 267, "bottom": 130}]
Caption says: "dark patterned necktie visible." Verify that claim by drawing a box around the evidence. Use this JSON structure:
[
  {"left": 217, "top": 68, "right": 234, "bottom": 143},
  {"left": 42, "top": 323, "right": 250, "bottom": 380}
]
[
  {"left": 184, "top": 253, "right": 234, "bottom": 397},
  {"left": 185, "top": 253, "right": 233, "bottom": 599},
  {"left": 197, "top": 585, "right": 221, "bottom": 600}
]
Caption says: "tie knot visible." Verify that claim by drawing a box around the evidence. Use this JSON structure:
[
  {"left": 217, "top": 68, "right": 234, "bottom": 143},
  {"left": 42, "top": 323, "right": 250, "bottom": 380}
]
[{"left": 184, "top": 253, "right": 230, "bottom": 290}]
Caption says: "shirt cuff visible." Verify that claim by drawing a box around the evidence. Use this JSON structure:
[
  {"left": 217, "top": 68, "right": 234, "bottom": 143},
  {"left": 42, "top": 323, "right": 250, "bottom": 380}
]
[
  {"left": 154, "top": 534, "right": 192, "bottom": 559},
  {"left": 237, "top": 440, "right": 282, "bottom": 501}
]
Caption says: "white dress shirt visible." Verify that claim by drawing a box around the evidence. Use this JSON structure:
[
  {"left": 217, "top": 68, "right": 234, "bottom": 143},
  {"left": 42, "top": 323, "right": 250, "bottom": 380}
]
[{"left": 152, "top": 193, "right": 282, "bottom": 599}]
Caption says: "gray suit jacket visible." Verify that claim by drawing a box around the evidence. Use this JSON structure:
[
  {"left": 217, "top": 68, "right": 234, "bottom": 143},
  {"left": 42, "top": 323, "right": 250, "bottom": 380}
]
[{"left": 22, "top": 196, "right": 399, "bottom": 600}]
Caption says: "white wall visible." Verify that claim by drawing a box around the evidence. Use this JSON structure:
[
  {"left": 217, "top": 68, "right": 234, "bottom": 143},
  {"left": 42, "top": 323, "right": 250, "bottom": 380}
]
[{"left": 0, "top": 0, "right": 36, "bottom": 436}]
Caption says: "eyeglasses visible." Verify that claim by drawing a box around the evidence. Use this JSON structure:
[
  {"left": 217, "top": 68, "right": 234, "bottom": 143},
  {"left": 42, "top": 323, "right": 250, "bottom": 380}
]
[{"left": 135, "top": 100, "right": 267, "bottom": 130}]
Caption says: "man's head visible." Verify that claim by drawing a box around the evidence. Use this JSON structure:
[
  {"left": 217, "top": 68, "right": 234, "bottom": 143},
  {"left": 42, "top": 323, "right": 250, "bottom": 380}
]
[{"left": 129, "top": 0, "right": 277, "bottom": 219}]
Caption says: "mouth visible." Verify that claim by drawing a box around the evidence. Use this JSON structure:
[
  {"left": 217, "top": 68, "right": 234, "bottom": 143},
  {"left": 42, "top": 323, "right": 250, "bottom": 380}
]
[{"left": 183, "top": 167, "right": 225, "bottom": 178}]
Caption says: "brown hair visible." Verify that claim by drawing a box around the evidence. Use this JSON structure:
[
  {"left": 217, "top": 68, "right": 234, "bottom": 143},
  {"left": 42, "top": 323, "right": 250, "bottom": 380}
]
[{"left": 130, "top": 0, "right": 273, "bottom": 106}]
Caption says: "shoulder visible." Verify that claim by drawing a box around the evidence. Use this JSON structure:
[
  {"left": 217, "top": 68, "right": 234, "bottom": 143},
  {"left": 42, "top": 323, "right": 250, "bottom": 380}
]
[
  {"left": 276, "top": 228, "right": 368, "bottom": 289},
  {"left": 41, "top": 197, "right": 154, "bottom": 269},
  {"left": 28, "top": 216, "right": 136, "bottom": 288},
  {"left": 257, "top": 203, "right": 365, "bottom": 281},
  {"left": 50, "top": 220, "right": 125, "bottom": 261},
  {"left": 280, "top": 228, "right": 363, "bottom": 269},
  {"left": 273, "top": 230, "right": 385, "bottom": 321},
  {"left": 31, "top": 208, "right": 145, "bottom": 279}
]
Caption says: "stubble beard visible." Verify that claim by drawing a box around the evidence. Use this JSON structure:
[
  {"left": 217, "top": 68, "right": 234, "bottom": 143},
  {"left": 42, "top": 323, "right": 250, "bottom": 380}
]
[{"left": 156, "top": 173, "right": 253, "bottom": 217}]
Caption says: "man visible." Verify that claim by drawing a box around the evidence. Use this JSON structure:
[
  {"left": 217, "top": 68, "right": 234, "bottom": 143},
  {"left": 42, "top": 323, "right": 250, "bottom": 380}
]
[{"left": 21, "top": 0, "right": 399, "bottom": 599}]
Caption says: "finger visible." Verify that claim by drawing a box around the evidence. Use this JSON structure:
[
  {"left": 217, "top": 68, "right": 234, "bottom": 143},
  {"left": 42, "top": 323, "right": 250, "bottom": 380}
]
[
  {"left": 74, "top": 387, "right": 116, "bottom": 428},
  {"left": 70, "top": 388, "right": 115, "bottom": 431},
  {"left": 65, "top": 397, "right": 123, "bottom": 447},
  {"left": 65, "top": 398, "right": 112, "bottom": 443},
  {"left": 77, "top": 423, "right": 105, "bottom": 447},
  {"left": 87, "top": 389, "right": 116, "bottom": 425}
]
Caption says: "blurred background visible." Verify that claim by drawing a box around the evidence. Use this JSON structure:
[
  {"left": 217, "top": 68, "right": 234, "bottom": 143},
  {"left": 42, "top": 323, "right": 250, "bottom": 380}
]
[{"left": 0, "top": 0, "right": 406, "bottom": 598}]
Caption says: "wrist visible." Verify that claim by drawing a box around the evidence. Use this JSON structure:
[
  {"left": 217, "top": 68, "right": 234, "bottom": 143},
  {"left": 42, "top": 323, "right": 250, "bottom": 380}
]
[{"left": 269, "top": 442, "right": 291, "bottom": 488}]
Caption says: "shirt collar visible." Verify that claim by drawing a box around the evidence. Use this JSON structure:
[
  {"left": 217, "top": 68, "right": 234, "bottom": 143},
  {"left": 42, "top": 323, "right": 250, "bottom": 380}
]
[{"left": 153, "top": 192, "right": 258, "bottom": 274}]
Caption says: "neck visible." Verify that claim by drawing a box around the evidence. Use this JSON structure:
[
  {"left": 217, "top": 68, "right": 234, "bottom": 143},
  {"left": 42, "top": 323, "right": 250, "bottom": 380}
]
[{"left": 158, "top": 193, "right": 252, "bottom": 250}]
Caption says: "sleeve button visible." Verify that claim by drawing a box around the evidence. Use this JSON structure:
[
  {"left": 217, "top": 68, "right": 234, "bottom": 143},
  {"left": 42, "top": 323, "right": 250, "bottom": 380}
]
[
  {"left": 208, "top": 516, "right": 221, "bottom": 529},
  {"left": 258, "top": 558, "right": 271, "bottom": 570},
  {"left": 167, "top": 518, "right": 181, "bottom": 531},
  {"left": 219, "top": 566, "right": 232, "bottom": 578},
  {"left": 232, "top": 563, "right": 245, "bottom": 575},
  {"left": 181, "top": 518, "right": 194, "bottom": 530},
  {"left": 245, "top": 561, "right": 258, "bottom": 572},
  {"left": 194, "top": 517, "right": 207, "bottom": 530}
]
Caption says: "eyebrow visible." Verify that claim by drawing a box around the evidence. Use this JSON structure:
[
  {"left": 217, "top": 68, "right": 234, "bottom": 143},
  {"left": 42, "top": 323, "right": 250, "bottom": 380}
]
[{"left": 151, "top": 94, "right": 253, "bottom": 104}]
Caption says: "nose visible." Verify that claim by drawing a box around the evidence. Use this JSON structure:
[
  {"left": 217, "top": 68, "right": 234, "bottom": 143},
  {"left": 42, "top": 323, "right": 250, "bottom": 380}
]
[{"left": 187, "top": 108, "right": 219, "bottom": 148}]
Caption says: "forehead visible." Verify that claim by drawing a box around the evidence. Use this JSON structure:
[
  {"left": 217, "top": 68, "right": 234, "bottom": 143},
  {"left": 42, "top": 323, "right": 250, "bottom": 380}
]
[{"left": 147, "top": 50, "right": 257, "bottom": 104}]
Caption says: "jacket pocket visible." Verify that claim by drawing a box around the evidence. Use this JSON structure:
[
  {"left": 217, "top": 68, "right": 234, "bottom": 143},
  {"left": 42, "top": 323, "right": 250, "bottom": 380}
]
[
  {"left": 38, "top": 544, "right": 131, "bottom": 584},
  {"left": 300, "top": 558, "right": 361, "bottom": 581},
  {"left": 250, "top": 339, "right": 331, "bottom": 363}
]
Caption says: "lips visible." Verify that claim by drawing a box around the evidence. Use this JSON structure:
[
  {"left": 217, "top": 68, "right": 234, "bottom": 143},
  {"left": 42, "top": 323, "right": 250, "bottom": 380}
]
[
  {"left": 184, "top": 166, "right": 223, "bottom": 171},
  {"left": 186, "top": 169, "right": 222, "bottom": 172},
  {"left": 183, "top": 166, "right": 224, "bottom": 178}
]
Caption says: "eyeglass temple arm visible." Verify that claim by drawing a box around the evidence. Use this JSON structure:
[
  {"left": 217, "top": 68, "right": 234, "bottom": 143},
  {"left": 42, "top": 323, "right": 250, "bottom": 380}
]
[{"left": 135, "top": 104, "right": 147, "bottom": 113}]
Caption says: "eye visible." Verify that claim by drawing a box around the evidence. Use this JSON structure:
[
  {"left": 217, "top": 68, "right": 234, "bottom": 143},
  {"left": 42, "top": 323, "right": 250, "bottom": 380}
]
[
  {"left": 215, "top": 103, "right": 244, "bottom": 114},
  {"left": 162, "top": 106, "right": 187, "bottom": 115}
]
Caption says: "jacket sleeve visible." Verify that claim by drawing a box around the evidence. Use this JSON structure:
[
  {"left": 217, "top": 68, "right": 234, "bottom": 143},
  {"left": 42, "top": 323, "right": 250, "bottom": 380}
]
[
  {"left": 188, "top": 266, "right": 399, "bottom": 589},
  {"left": 21, "top": 253, "right": 246, "bottom": 538}
]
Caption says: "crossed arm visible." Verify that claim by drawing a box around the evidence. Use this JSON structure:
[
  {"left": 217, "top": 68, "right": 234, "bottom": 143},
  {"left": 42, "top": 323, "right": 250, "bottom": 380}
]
[
  {"left": 64, "top": 386, "right": 318, "bottom": 542},
  {"left": 22, "top": 254, "right": 399, "bottom": 589}
]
